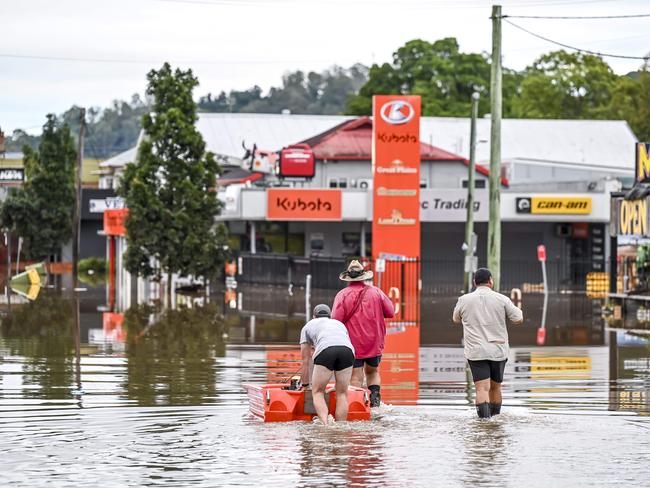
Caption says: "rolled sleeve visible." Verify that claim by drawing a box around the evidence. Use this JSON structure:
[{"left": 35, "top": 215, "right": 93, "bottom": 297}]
[
  {"left": 505, "top": 298, "right": 523, "bottom": 323},
  {"left": 378, "top": 288, "right": 395, "bottom": 318},
  {"left": 299, "top": 324, "right": 310, "bottom": 344},
  {"left": 452, "top": 299, "right": 463, "bottom": 324},
  {"left": 331, "top": 292, "right": 345, "bottom": 322}
]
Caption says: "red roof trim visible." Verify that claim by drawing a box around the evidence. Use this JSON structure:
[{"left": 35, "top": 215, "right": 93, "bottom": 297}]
[{"left": 218, "top": 172, "right": 264, "bottom": 186}]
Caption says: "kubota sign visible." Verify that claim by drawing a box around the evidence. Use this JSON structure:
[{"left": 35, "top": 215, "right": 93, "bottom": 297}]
[
  {"left": 267, "top": 188, "right": 342, "bottom": 221},
  {"left": 372, "top": 95, "right": 421, "bottom": 260}
]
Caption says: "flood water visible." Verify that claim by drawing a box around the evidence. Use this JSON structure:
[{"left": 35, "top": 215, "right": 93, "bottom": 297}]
[{"left": 1, "top": 285, "right": 649, "bottom": 487}]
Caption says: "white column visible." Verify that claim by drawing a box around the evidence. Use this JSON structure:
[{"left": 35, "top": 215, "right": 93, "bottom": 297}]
[
  {"left": 250, "top": 221, "right": 257, "bottom": 254},
  {"left": 360, "top": 222, "right": 366, "bottom": 257}
]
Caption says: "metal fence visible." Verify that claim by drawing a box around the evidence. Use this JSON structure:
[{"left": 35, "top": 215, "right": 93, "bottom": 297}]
[{"left": 236, "top": 252, "right": 597, "bottom": 293}]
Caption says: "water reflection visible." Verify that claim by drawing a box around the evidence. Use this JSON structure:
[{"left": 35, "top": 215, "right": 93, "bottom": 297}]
[
  {"left": 1, "top": 293, "right": 76, "bottom": 400},
  {"left": 121, "top": 304, "right": 226, "bottom": 406},
  {"left": 1, "top": 286, "right": 650, "bottom": 487},
  {"left": 296, "top": 427, "right": 386, "bottom": 488}
]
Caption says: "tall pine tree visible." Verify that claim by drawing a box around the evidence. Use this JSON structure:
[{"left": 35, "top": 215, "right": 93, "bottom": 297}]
[
  {"left": 119, "top": 63, "right": 228, "bottom": 291},
  {"left": 1, "top": 115, "right": 76, "bottom": 260}
]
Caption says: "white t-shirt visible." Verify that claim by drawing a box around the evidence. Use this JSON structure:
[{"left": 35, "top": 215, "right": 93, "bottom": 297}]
[
  {"left": 300, "top": 317, "right": 354, "bottom": 360},
  {"left": 452, "top": 286, "right": 523, "bottom": 361}
]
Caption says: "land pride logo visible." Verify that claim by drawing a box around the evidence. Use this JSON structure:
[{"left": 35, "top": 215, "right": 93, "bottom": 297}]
[
  {"left": 636, "top": 143, "right": 650, "bottom": 183},
  {"left": 516, "top": 196, "right": 592, "bottom": 215},
  {"left": 618, "top": 199, "right": 648, "bottom": 235}
]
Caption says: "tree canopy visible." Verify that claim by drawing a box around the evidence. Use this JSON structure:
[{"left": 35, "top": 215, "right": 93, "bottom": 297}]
[
  {"left": 346, "top": 38, "right": 522, "bottom": 118},
  {"left": 1, "top": 115, "right": 76, "bottom": 260},
  {"left": 197, "top": 64, "right": 368, "bottom": 114},
  {"left": 118, "top": 63, "right": 228, "bottom": 286}
]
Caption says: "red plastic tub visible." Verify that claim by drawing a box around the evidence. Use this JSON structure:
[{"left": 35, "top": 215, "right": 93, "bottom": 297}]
[{"left": 242, "top": 383, "right": 371, "bottom": 422}]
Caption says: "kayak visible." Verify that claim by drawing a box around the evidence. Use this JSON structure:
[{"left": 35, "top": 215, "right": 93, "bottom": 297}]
[{"left": 242, "top": 383, "right": 371, "bottom": 422}]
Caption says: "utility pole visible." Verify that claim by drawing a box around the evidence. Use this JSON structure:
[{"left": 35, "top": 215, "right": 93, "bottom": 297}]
[
  {"left": 488, "top": 4, "right": 502, "bottom": 291},
  {"left": 464, "top": 92, "right": 480, "bottom": 294},
  {"left": 72, "top": 108, "right": 85, "bottom": 290}
]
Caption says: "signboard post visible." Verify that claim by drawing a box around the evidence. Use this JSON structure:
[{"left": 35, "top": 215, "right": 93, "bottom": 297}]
[
  {"left": 537, "top": 244, "right": 548, "bottom": 346},
  {"left": 372, "top": 95, "right": 421, "bottom": 404}
]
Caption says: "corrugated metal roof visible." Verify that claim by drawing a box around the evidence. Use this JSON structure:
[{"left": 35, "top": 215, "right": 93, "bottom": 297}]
[
  {"left": 99, "top": 146, "right": 137, "bottom": 168},
  {"left": 299, "top": 117, "right": 466, "bottom": 161},
  {"left": 196, "top": 113, "right": 637, "bottom": 171}
]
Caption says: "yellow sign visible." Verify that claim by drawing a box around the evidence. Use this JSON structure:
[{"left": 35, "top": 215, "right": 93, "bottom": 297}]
[
  {"left": 530, "top": 355, "right": 592, "bottom": 379},
  {"left": 530, "top": 197, "right": 592, "bottom": 214},
  {"left": 618, "top": 198, "right": 648, "bottom": 236},
  {"left": 636, "top": 142, "right": 650, "bottom": 183},
  {"left": 586, "top": 272, "right": 609, "bottom": 298}
]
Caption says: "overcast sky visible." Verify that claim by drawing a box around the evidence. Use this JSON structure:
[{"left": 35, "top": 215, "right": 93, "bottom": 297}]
[{"left": 2, "top": 0, "right": 649, "bottom": 134}]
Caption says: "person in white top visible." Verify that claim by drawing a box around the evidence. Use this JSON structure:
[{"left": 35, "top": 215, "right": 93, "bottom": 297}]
[
  {"left": 299, "top": 304, "right": 355, "bottom": 425},
  {"left": 452, "top": 268, "right": 523, "bottom": 418}
]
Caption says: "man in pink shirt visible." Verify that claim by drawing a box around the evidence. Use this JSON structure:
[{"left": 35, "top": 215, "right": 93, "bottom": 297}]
[{"left": 331, "top": 260, "right": 395, "bottom": 407}]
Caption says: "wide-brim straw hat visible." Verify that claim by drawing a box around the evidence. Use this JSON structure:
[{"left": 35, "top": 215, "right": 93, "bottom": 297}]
[{"left": 339, "top": 260, "right": 374, "bottom": 282}]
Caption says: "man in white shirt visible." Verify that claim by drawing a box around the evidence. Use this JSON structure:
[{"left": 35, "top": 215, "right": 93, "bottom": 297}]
[
  {"left": 452, "top": 268, "right": 523, "bottom": 418},
  {"left": 300, "top": 304, "right": 355, "bottom": 425}
]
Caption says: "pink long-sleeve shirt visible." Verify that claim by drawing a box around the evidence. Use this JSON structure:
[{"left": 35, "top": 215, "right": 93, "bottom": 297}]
[{"left": 331, "top": 282, "right": 395, "bottom": 359}]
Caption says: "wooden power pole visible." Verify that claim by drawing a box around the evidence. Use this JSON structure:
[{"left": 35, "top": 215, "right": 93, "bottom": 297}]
[
  {"left": 488, "top": 4, "right": 502, "bottom": 290},
  {"left": 72, "top": 108, "right": 85, "bottom": 290},
  {"left": 464, "top": 92, "right": 480, "bottom": 294}
]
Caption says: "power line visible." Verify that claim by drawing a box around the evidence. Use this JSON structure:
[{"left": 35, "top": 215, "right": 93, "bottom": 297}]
[
  {"left": 504, "top": 19, "right": 650, "bottom": 60},
  {"left": 504, "top": 13, "right": 650, "bottom": 19},
  {"left": 0, "top": 52, "right": 337, "bottom": 66}
]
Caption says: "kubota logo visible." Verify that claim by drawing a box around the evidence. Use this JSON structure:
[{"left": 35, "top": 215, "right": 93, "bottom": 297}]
[{"left": 380, "top": 100, "right": 415, "bottom": 125}]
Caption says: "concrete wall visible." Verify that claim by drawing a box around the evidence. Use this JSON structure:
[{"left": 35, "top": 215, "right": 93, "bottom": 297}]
[
  {"left": 311, "top": 159, "right": 486, "bottom": 189},
  {"left": 304, "top": 221, "right": 368, "bottom": 257}
]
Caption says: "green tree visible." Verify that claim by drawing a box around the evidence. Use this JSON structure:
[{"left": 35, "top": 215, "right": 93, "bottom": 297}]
[
  {"left": 1, "top": 115, "right": 76, "bottom": 260},
  {"left": 607, "top": 69, "right": 650, "bottom": 141},
  {"left": 346, "top": 38, "right": 521, "bottom": 117},
  {"left": 513, "top": 50, "right": 618, "bottom": 119},
  {"left": 118, "top": 63, "right": 228, "bottom": 294},
  {"left": 198, "top": 64, "right": 368, "bottom": 115}
]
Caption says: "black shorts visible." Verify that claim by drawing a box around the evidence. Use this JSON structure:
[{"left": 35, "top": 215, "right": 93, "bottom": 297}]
[
  {"left": 467, "top": 359, "right": 507, "bottom": 383},
  {"left": 314, "top": 346, "right": 355, "bottom": 371},
  {"left": 353, "top": 355, "right": 382, "bottom": 369}
]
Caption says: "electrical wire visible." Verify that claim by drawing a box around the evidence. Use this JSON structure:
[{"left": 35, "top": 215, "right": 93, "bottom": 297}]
[
  {"left": 504, "top": 19, "right": 650, "bottom": 60},
  {"left": 503, "top": 13, "right": 650, "bottom": 19},
  {"left": 0, "top": 52, "right": 337, "bottom": 65}
]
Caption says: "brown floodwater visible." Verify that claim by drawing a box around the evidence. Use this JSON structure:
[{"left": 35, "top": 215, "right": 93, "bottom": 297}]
[{"left": 1, "top": 286, "right": 649, "bottom": 487}]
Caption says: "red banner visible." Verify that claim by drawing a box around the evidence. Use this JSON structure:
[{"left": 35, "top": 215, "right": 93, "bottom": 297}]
[
  {"left": 372, "top": 95, "right": 421, "bottom": 404},
  {"left": 104, "top": 208, "right": 129, "bottom": 236},
  {"left": 267, "top": 189, "right": 342, "bottom": 221},
  {"left": 372, "top": 96, "right": 421, "bottom": 259}
]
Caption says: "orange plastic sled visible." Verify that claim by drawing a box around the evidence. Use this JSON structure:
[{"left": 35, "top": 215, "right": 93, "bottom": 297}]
[{"left": 243, "top": 383, "right": 371, "bottom": 422}]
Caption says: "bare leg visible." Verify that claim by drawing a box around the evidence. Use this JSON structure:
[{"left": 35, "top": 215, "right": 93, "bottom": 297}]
[
  {"left": 364, "top": 364, "right": 380, "bottom": 387},
  {"left": 350, "top": 366, "right": 364, "bottom": 388},
  {"left": 489, "top": 381, "right": 502, "bottom": 404},
  {"left": 311, "top": 365, "right": 333, "bottom": 425},
  {"left": 474, "top": 378, "right": 490, "bottom": 405},
  {"left": 334, "top": 366, "right": 352, "bottom": 421}
]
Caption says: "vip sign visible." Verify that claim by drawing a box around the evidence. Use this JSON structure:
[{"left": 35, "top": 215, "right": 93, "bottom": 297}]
[{"left": 636, "top": 142, "right": 650, "bottom": 184}]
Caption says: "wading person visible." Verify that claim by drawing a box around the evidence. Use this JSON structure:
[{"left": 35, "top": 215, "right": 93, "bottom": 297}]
[
  {"left": 332, "top": 260, "right": 395, "bottom": 408},
  {"left": 300, "top": 304, "right": 355, "bottom": 426},
  {"left": 452, "top": 268, "right": 523, "bottom": 418}
]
